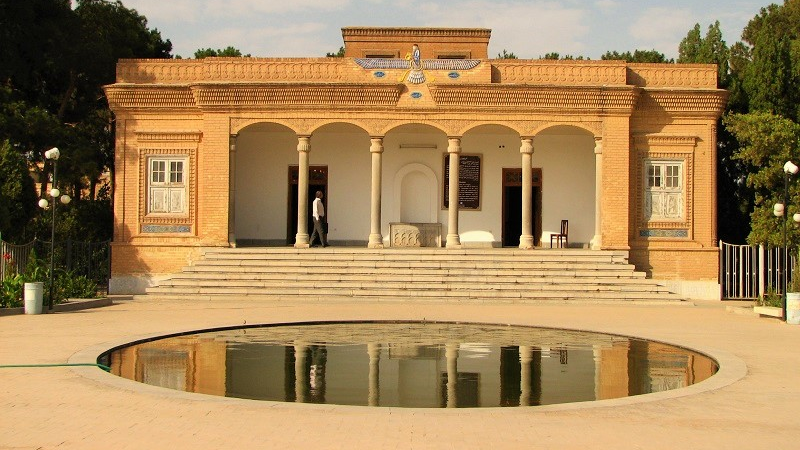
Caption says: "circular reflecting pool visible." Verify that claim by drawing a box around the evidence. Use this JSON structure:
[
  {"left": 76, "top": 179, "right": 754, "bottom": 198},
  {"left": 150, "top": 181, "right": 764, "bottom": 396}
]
[{"left": 98, "top": 321, "right": 718, "bottom": 408}]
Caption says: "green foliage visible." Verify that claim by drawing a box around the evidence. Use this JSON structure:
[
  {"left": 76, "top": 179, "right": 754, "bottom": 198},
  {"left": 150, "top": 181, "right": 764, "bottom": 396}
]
[
  {"left": 0, "top": 0, "right": 172, "bottom": 244},
  {"left": 0, "top": 249, "right": 98, "bottom": 308},
  {"left": 725, "top": 112, "right": 800, "bottom": 245},
  {"left": 54, "top": 269, "right": 99, "bottom": 301},
  {"left": 540, "top": 52, "right": 585, "bottom": 60},
  {"left": 0, "top": 140, "right": 37, "bottom": 240},
  {"left": 497, "top": 49, "right": 518, "bottom": 59},
  {"left": 601, "top": 50, "right": 673, "bottom": 63},
  {"left": 0, "top": 275, "right": 25, "bottom": 308},
  {"left": 326, "top": 47, "right": 345, "bottom": 58},
  {"left": 758, "top": 288, "right": 783, "bottom": 307},
  {"left": 734, "top": 0, "right": 800, "bottom": 122},
  {"left": 195, "top": 46, "right": 249, "bottom": 58},
  {"left": 678, "top": 21, "right": 730, "bottom": 87}
]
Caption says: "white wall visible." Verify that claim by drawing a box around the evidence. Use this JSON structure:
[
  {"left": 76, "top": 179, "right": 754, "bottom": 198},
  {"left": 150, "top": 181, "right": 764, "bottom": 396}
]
[
  {"left": 235, "top": 123, "right": 596, "bottom": 247},
  {"left": 534, "top": 131, "right": 596, "bottom": 245},
  {"left": 235, "top": 128, "right": 297, "bottom": 241}
]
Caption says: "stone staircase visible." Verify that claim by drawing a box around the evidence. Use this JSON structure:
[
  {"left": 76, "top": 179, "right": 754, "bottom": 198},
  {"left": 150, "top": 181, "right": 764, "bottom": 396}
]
[{"left": 137, "top": 247, "right": 686, "bottom": 304}]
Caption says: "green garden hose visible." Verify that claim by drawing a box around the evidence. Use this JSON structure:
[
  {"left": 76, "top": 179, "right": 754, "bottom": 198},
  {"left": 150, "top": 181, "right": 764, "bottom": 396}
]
[{"left": 0, "top": 363, "right": 110, "bottom": 372}]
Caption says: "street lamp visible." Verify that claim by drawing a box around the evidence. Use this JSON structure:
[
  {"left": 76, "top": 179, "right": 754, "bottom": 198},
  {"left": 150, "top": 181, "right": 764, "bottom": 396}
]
[
  {"left": 773, "top": 160, "right": 800, "bottom": 321},
  {"left": 38, "top": 147, "right": 71, "bottom": 310}
]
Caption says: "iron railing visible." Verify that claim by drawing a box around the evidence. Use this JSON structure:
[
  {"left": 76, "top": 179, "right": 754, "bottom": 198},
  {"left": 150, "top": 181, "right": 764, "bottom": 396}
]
[
  {"left": 719, "top": 241, "right": 797, "bottom": 300},
  {"left": 1, "top": 237, "right": 111, "bottom": 291}
]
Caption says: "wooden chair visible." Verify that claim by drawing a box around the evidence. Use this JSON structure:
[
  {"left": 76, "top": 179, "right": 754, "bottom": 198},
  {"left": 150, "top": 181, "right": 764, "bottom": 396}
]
[{"left": 550, "top": 219, "right": 568, "bottom": 248}]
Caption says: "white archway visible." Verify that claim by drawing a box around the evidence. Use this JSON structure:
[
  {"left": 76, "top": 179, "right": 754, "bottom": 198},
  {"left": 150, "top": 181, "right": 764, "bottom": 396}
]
[{"left": 392, "top": 163, "right": 438, "bottom": 223}]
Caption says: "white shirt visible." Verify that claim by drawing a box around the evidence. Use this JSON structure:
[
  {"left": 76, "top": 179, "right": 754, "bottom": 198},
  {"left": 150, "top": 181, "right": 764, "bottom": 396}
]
[{"left": 312, "top": 197, "right": 325, "bottom": 220}]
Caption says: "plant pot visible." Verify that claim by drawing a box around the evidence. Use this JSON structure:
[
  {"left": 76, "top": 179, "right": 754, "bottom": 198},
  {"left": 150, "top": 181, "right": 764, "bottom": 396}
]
[
  {"left": 786, "top": 292, "right": 800, "bottom": 325},
  {"left": 24, "top": 282, "right": 44, "bottom": 315}
]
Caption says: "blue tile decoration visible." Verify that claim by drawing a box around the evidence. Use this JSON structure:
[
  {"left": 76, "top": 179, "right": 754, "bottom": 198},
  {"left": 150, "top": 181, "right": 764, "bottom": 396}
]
[
  {"left": 142, "top": 224, "right": 191, "bottom": 233},
  {"left": 374, "top": 71, "right": 386, "bottom": 78},
  {"left": 639, "top": 229, "right": 688, "bottom": 238},
  {"left": 410, "top": 92, "right": 423, "bottom": 99},
  {"left": 355, "top": 58, "right": 480, "bottom": 70},
  {"left": 448, "top": 72, "right": 460, "bottom": 79}
]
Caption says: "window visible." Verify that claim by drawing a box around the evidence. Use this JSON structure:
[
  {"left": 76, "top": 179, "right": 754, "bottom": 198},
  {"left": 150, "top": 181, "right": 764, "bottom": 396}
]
[
  {"left": 148, "top": 157, "right": 187, "bottom": 214},
  {"left": 645, "top": 161, "right": 683, "bottom": 221}
]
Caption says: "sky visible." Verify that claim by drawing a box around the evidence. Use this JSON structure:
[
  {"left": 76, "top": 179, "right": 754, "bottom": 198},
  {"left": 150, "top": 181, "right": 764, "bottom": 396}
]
[{"left": 114, "top": 0, "right": 772, "bottom": 59}]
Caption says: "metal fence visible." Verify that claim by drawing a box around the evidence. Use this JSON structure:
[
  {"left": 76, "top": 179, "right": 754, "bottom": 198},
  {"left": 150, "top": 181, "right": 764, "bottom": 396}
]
[
  {"left": 1, "top": 238, "right": 111, "bottom": 291},
  {"left": 719, "top": 240, "right": 796, "bottom": 300}
]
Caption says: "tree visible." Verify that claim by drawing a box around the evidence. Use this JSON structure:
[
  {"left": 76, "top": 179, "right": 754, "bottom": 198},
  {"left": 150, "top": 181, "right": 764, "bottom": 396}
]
[
  {"left": 195, "top": 46, "right": 249, "bottom": 58},
  {"left": 0, "top": 140, "right": 37, "bottom": 242},
  {"left": 497, "top": 49, "right": 518, "bottom": 59},
  {"left": 0, "top": 0, "right": 173, "bottom": 242},
  {"left": 725, "top": 0, "right": 800, "bottom": 245},
  {"left": 326, "top": 46, "right": 345, "bottom": 57},
  {"left": 725, "top": 112, "right": 800, "bottom": 246},
  {"left": 678, "top": 22, "right": 730, "bottom": 88},
  {"left": 601, "top": 50, "right": 673, "bottom": 63}
]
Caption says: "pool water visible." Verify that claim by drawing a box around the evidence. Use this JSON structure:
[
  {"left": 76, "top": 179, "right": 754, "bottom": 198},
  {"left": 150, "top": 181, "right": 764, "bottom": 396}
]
[{"left": 99, "top": 321, "right": 718, "bottom": 408}]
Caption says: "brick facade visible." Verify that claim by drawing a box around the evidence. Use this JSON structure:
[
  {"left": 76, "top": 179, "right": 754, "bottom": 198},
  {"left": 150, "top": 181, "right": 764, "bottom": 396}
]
[{"left": 106, "top": 27, "right": 727, "bottom": 296}]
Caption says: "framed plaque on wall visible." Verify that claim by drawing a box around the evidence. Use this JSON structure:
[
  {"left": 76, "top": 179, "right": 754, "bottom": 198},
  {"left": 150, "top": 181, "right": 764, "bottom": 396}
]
[{"left": 443, "top": 154, "right": 481, "bottom": 210}]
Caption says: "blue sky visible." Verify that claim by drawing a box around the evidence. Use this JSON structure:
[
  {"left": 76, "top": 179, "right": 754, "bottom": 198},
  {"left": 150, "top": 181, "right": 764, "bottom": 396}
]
[{"left": 117, "top": 0, "right": 771, "bottom": 59}]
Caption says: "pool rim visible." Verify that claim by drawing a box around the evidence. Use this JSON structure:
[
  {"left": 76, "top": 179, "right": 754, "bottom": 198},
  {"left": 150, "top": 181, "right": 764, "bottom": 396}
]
[{"left": 69, "top": 319, "right": 747, "bottom": 413}]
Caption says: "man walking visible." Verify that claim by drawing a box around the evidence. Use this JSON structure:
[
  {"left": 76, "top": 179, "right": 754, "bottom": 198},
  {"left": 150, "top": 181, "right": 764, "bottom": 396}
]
[{"left": 309, "top": 190, "right": 328, "bottom": 247}]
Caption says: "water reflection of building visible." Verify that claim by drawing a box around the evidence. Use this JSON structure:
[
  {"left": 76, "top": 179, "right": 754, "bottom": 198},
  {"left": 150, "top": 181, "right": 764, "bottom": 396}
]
[
  {"left": 107, "top": 328, "right": 717, "bottom": 407},
  {"left": 108, "top": 338, "right": 228, "bottom": 396}
]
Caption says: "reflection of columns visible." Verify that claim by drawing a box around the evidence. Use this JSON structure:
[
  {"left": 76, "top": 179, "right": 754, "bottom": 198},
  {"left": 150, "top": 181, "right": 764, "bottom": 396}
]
[
  {"left": 368, "top": 343, "right": 381, "bottom": 406},
  {"left": 519, "top": 138, "right": 535, "bottom": 249},
  {"left": 446, "top": 138, "right": 462, "bottom": 248},
  {"left": 445, "top": 343, "right": 459, "bottom": 408},
  {"left": 294, "top": 343, "right": 308, "bottom": 403},
  {"left": 228, "top": 134, "right": 237, "bottom": 246},
  {"left": 294, "top": 136, "right": 311, "bottom": 248},
  {"left": 519, "top": 345, "right": 532, "bottom": 406},
  {"left": 591, "top": 137, "right": 603, "bottom": 249},
  {"left": 369, "top": 138, "right": 384, "bottom": 248}
]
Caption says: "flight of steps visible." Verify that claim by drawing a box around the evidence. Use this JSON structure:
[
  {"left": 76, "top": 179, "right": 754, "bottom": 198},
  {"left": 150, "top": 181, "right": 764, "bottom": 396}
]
[{"left": 138, "top": 247, "right": 686, "bottom": 304}]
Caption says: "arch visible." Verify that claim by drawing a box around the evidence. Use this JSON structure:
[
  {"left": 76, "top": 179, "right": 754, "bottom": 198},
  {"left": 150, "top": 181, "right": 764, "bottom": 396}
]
[
  {"left": 381, "top": 121, "right": 449, "bottom": 136},
  {"left": 392, "top": 163, "right": 438, "bottom": 223},
  {"left": 459, "top": 122, "right": 524, "bottom": 137},
  {"left": 531, "top": 122, "right": 599, "bottom": 137},
  {"left": 233, "top": 120, "right": 298, "bottom": 135},
  {"left": 309, "top": 121, "right": 372, "bottom": 136}
]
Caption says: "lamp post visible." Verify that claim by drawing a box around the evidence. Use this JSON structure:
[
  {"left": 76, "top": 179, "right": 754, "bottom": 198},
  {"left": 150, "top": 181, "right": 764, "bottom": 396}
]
[
  {"left": 38, "top": 147, "right": 71, "bottom": 310},
  {"left": 773, "top": 160, "right": 800, "bottom": 321}
]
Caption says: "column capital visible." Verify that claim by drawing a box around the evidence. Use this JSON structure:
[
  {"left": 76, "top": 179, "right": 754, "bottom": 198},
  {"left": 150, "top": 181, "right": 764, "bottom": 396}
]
[
  {"left": 370, "top": 137, "right": 384, "bottom": 153},
  {"left": 447, "top": 137, "right": 461, "bottom": 154},
  {"left": 594, "top": 136, "right": 603, "bottom": 154},
  {"left": 297, "top": 135, "right": 311, "bottom": 153},
  {"left": 520, "top": 138, "right": 534, "bottom": 155}
]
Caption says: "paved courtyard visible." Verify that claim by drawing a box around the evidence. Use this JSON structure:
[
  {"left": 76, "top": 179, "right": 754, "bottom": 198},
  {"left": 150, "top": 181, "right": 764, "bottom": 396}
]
[{"left": 2, "top": 297, "right": 799, "bottom": 449}]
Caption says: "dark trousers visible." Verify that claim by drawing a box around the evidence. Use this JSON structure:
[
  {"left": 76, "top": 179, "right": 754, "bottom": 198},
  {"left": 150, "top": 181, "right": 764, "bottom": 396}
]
[{"left": 310, "top": 217, "right": 327, "bottom": 246}]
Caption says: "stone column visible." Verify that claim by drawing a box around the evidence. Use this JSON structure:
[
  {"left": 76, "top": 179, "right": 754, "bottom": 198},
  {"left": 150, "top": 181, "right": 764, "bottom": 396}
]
[
  {"left": 294, "top": 343, "right": 308, "bottom": 403},
  {"left": 591, "top": 137, "right": 603, "bottom": 249},
  {"left": 294, "top": 136, "right": 311, "bottom": 248},
  {"left": 446, "top": 343, "right": 459, "bottom": 408},
  {"left": 519, "top": 345, "right": 532, "bottom": 406},
  {"left": 446, "top": 138, "right": 462, "bottom": 248},
  {"left": 369, "top": 137, "right": 384, "bottom": 248},
  {"left": 368, "top": 343, "right": 381, "bottom": 406},
  {"left": 519, "top": 138, "right": 535, "bottom": 249},
  {"left": 228, "top": 134, "right": 237, "bottom": 247}
]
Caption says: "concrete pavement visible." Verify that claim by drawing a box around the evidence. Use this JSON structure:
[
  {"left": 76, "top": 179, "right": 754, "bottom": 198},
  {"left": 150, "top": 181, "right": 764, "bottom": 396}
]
[{"left": 1, "top": 298, "right": 798, "bottom": 449}]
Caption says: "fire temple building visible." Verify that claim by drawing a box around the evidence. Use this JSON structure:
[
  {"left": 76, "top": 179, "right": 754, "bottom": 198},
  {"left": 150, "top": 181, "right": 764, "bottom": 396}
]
[{"left": 105, "top": 27, "right": 728, "bottom": 299}]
